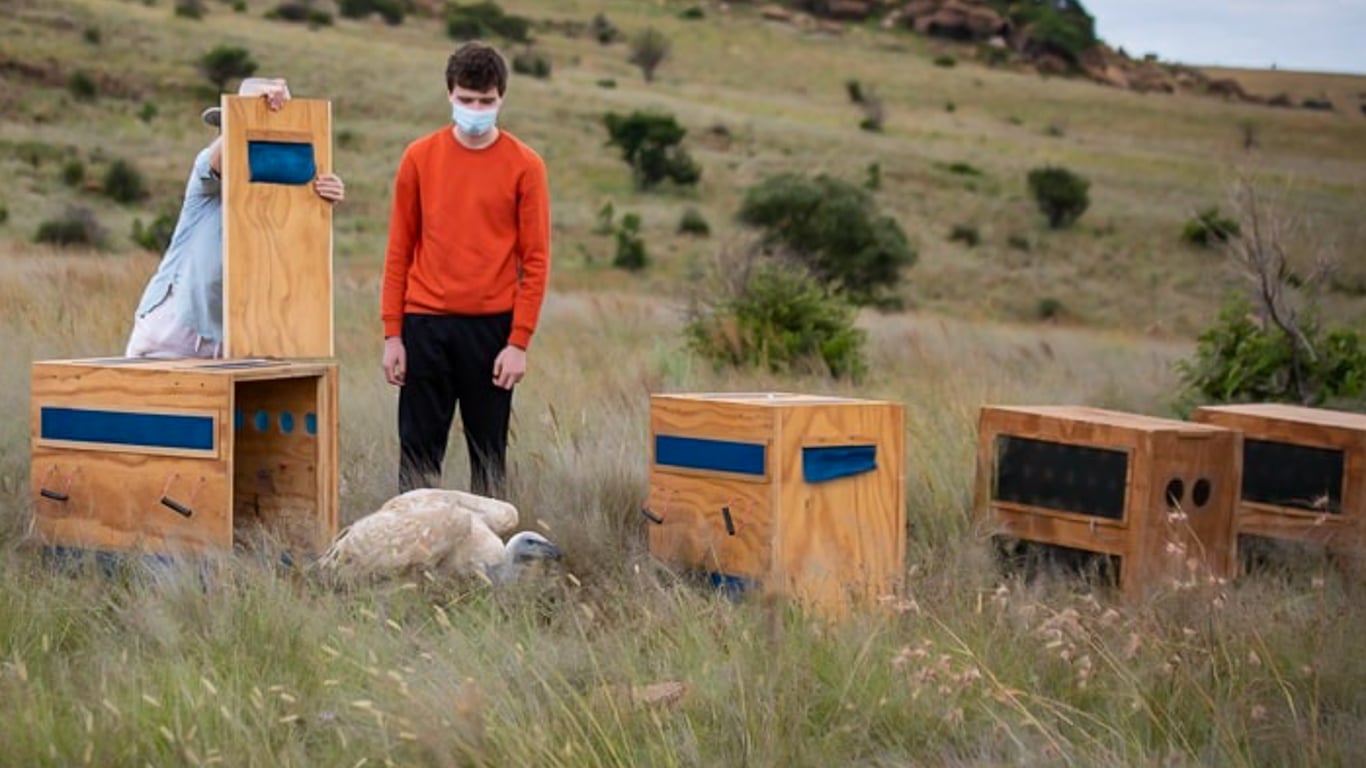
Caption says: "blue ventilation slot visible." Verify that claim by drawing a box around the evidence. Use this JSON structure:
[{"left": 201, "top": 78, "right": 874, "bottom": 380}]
[
  {"left": 247, "top": 141, "right": 316, "bottom": 185},
  {"left": 655, "top": 435, "right": 765, "bottom": 476},
  {"left": 802, "top": 445, "right": 877, "bottom": 483},
  {"left": 40, "top": 407, "right": 215, "bottom": 452}
]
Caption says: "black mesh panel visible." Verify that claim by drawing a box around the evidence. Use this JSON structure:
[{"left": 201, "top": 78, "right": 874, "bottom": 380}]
[
  {"left": 994, "top": 435, "right": 1129, "bottom": 520},
  {"left": 1242, "top": 439, "right": 1345, "bottom": 514}
]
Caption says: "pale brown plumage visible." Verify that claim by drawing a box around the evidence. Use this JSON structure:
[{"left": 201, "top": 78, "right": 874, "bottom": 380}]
[{"left": 315, "top": 489, "right": 523, "bottom": 583}]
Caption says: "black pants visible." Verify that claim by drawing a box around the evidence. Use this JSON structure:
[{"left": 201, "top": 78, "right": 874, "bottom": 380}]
[{"left": 398, "top": 312, "right": 513, "bottom": 498}]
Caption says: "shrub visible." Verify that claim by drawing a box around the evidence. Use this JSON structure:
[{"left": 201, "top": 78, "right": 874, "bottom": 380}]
[
  {"left": 67, "top": 70, "right": 97, "bottom": 101},
  {"left": 865, "top": 162, "right": 881, "bottom": 191},
  {"left": 678, "top": 207, "right": 710, "bottom": 237},
  {"left": 590, "top": 12, "right": 620, "bottom": 45},
  {"left": 83, "top": 27, "right": 101, "bottom": 45},
  {"left": 266, "top": 2, "right": 333, "bottom": 26},
  {"left": 678, "top": 6, "right": 704, "bottom": 20},
  {"left": 594, "top": 199, "right": 615, "bottom": 235},
  {"left": 943, "top": 161, "right": 982, "bottom": 176},
  {"left": 933, "top": 55, "right": 956, "bottom": 68},
  {"left": 1036, "top": 297, "right": 1065, "bottom": 320},
  {"left": 103, "top": 159, "right": 149, "bottom": 204},
  {"left": 131, "top": 211, "right": 178, "bottom": 253},
  {"left": 233, "top": 1, "right": 246, "bottom": 11},
  {"left": 200, "top": 45, "right": 258, "bottom": 90},
  {"left": 35, "top": 207, "right": 106, "bottom": 248},
  {"left": 0, "top": 205, "right": 9, "bottom": 226},
  {"left": 511, "top": 50, "right": 551, "bottom": 79},
  {"left": 338, "top": 0, "right": 406, "bottom": 24},
  {"left": 603, "top": 111, "right": 701, "bottom": 190},
  {"left": 1016, "top": 4, "right": 1097, "bottom": 64},
  {"left": 1174, "top": 294, "right": 1366, "bottom": 413},
  {"left": 628, "top": 27, "right": 670, "bottom": 83},
  {"left": 1026, "top": 165, "right": 1090, "bottom": 229},
  {"left": 175, "top": 0, "right": 206, "bottom": 19},
  {"left": 61, "top": 159, "right": 85, "bottom": 187},
  {"left": 595, "top": 78, "right": 617, "bottom": 89},
  {"left": 1181, "top": 207, "right": 1241, "bottom": 248},
  {"left": 686, "top": 263, "right": 866, "bottom": 380},
  {"left": 612, "top": 213, "right": 648, "bottom": 271},
  {"left": 738, "top": 173, "right": 915, "bottom": 306},
  {"left": 1007, "top": 234, "right": 1032, "bottom": 251},
  {"left": 446, "top": 2, "right": 530, "bottom": 43},
  {"left": 949, "top": 223, "right": 980, "bottom": 247},
  {"left": 845, "top": 79, "right": 864, "bottom": 104},
  {"left": 138, "top": 102, "right": 158, "bottom": 123}
]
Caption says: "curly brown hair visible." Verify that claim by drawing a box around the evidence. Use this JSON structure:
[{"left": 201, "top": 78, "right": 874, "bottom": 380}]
[{"left": 446, "top": 42, "right": 509, "bottom": 95}]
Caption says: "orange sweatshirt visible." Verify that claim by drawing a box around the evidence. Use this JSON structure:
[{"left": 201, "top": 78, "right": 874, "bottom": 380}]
[{"left": 381, "top": 127, "right": 551, "bottom": 349}]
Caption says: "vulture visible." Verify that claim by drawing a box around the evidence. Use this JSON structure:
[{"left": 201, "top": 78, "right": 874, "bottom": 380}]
[{"left": 315, "top": 488, "right": 562, "bottom": 585}]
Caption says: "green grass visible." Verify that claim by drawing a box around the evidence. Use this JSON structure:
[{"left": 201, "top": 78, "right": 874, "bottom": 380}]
[{"left": 3, "top": 1, "right": 1366, "bottom": 764}]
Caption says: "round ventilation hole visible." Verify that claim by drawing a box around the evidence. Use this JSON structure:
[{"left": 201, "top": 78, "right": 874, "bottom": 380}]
[
  {"left": 1165, "top": 478, "right": 1185, "bottom": 508},
  {"left": 1192, "top": 478, "right": 1212, "bottom": 508}
]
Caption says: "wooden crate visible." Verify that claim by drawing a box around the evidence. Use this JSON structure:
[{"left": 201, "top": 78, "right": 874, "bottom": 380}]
[
  {"left": 30, "top": 357, "right": 339, "bottom": 558},
  {"left": 221, "top": 94, "right": 334, "bottom": 359},
  {"left": 1191, "top": 403, "right": 1366, "bottom": 552},
  {"left": 974, "top": 405, "right": 1240, "bottom": 598},
  {"left": 644, "top": 392, "right": 905, "bottom": 616}
]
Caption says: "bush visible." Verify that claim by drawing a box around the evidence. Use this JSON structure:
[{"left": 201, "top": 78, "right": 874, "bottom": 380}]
[
  {"left": 1174, "top": 294, "right": 1366, "bottom": 413},
  {"left": 266, "top": 2, "right": 334, "bottom": 26},
  {"left": 686, "top": 263, "right": 866, "bottom": 380},
  {"left": 0, "top": 205, "right": 9, "bottom": 226},
  {"left": 595, "top": 78, "right": 617, "bottom": 89},
  {"left": 628, "top": 27, "right": 670, "bottom": 83},
  {"left": 131, "top": 211, "right": 178, "bottom": 253},
  {"left": 511, "top": 50, "right": 551, "bottom": 79},
  {"left": 1015, "top": 4, "right": 1097, "bottom": 64},
  {"left": 1007, "top": 234, "right": 1032, "bottom": 251},
  {"left": 943, "top": 161, "right": 982, "bottom": 177},
  {"left": 678, "top": 207, "right": 710, "bottom": 237},
  {"left": 67, "top": 70, "right": 97, "bottom": 101},
  {"left": 103, "top": 159, "right": 149, "bottom": 204},
  {"left": 679, "top": 6, "right": 704, "bottom": 20},
  {"left": 175, "top": 0, "right": 206, "bottom": 19},
  {"left": 933, "top": 55, "right": 956, "bottom": 68},
  {"left": 738, "top": 172, "right": 915, "bottom": 306},
  {"left": 590, "top": 12, "right": 620, "bottom": 45},
  {"left": 845, "top": 79, "right": 864, "bottom": 104},
  {"left": 949, "top": 223, "right": 980, "bottom": 247},
  {"left": 865, "top": 162, "right": 881, "bottom": 191},
  {"left": 1036, "top": 297, "right": 1065, "bottom": 320},
  {"left": 1181, "top": 207, "right": 1241, "bottom": 248},
  {"left": 61, "top": 159, "right": 85, "bottom": 187},
  {"left": 603, "top": 111, "right": 701, "bottom": 190},
  {"left": 138, "top": 102, "right": 159, "bottom": 123},
  {"left": 446, "top": 2, "right": 530, "bottom": 43},
  {"left": 1026, "top": 165, "right": 1090, "bottom": 229},
  {"left": 612, "top": 213, "right": 648, "bottom": 271},
  {"left": 233, "top": 1, "right": 247, "bottom": 12},
  {"left": 83, "top": 27, "right": 101, "bottom": 45},
  {"left": 200, "top": 45, "right": 258, "bottom": 90},
  {"left": 338, "top": 0, "right": 406, "bottom": 24},
  {"left": 34, "top": 207, "right": 106, "bottom": 248}
]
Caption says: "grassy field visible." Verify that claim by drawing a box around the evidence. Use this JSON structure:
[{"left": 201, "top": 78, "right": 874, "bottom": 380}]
[{"left": 3, "top": 0, "right": 1366, "bottom": 764}]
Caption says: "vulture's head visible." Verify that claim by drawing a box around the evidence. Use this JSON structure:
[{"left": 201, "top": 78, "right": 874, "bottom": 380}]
[{"left": 486, "top": 531, "right": 563, "bottom": 585}]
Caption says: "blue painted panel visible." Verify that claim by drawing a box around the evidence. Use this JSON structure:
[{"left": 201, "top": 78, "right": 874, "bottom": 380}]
[
  {"left": 40, "top": 407, "right": 214, "bottom": 452},
  {"left": 802, "top": 445, "right": 877, "bottom": 483},
  {"left": 247, "top": 141, "right": 316, "bottom": 185},
  {"left": 655, "top": 435, "right": 765, "bottom": 476}
]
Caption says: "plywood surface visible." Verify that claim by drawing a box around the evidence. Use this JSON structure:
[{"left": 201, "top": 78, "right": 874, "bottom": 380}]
[{"left": 222, "top": 95, "right": 333, "bottom": 359}]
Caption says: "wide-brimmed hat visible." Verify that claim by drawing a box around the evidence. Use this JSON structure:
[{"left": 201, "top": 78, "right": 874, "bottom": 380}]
[{"left": 201, "top": 77, "right": 290, "bottom": 128}]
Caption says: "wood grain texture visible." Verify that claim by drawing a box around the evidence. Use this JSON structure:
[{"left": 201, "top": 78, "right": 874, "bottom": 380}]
[
  {"left": 648, "top": 393, "right": 906, "bottom": 618},
  {"left": 975, "top": 405, "right": 1240, "bottom": 599},
  {"left": 30, "top": 360, "right": 340, "bottom": 557},
  {"left": 1192, "top": 404, "right": 1365, "bottom": 552},
  {"left": 222, "top": 95, "right": 333, "bottom": 358}
]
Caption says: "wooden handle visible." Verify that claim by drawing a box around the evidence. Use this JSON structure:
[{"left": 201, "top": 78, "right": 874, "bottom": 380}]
[{"left": 161, "top": 496, "right": 194, "bottom": 518}]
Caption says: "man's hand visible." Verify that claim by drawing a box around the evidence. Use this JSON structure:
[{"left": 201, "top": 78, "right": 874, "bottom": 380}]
[
  {"left": 314, "top": 173, "right": 345, "bottom": 204},
  {"left": 382, "top": 337, "right": 406, "bottom": 386},
  {"left": 492, "top": 345, "right": 526, "bottom": 390}
]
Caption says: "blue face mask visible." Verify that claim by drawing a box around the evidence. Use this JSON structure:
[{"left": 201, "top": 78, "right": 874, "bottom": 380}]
[{"left": 452, "top": 102, "right": 499, "bottom": 137}]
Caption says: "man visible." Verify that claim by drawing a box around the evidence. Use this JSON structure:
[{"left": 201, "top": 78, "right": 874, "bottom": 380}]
[
  {"left": 380, "top": 41, "right": 552, "bottom": 498},
  {"left": 126, "top": 77, "right": 345, "bottom": 358}
]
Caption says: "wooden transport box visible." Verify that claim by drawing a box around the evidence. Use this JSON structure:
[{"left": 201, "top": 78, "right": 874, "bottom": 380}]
[
  {"left": 30, "top": 357, "right": 339, "bottom": 558},
  {"left": 1191, "top": 403, "right": 1366, "bottom": 552},
  {"left": 974, "top": 405, "right": 1240, "bottom": 598},
  {"left": 644, "top": 392, "right": 906, "bottom": 616}
]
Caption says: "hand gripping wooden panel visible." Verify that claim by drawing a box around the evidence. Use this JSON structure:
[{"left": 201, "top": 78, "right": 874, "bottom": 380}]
[{"left": 221, "top": 95, "right": 334, "bottom": 358}]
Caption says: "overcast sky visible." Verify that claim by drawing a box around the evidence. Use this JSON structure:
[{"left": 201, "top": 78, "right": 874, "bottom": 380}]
[{"left": 1083, "top": 0, "right": 1366, "bottom": 75}]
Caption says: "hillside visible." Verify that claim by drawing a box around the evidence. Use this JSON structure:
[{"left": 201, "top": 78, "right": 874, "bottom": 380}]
[{"left": 2, "top": 0, "right": 1364, "bottom": 337}]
